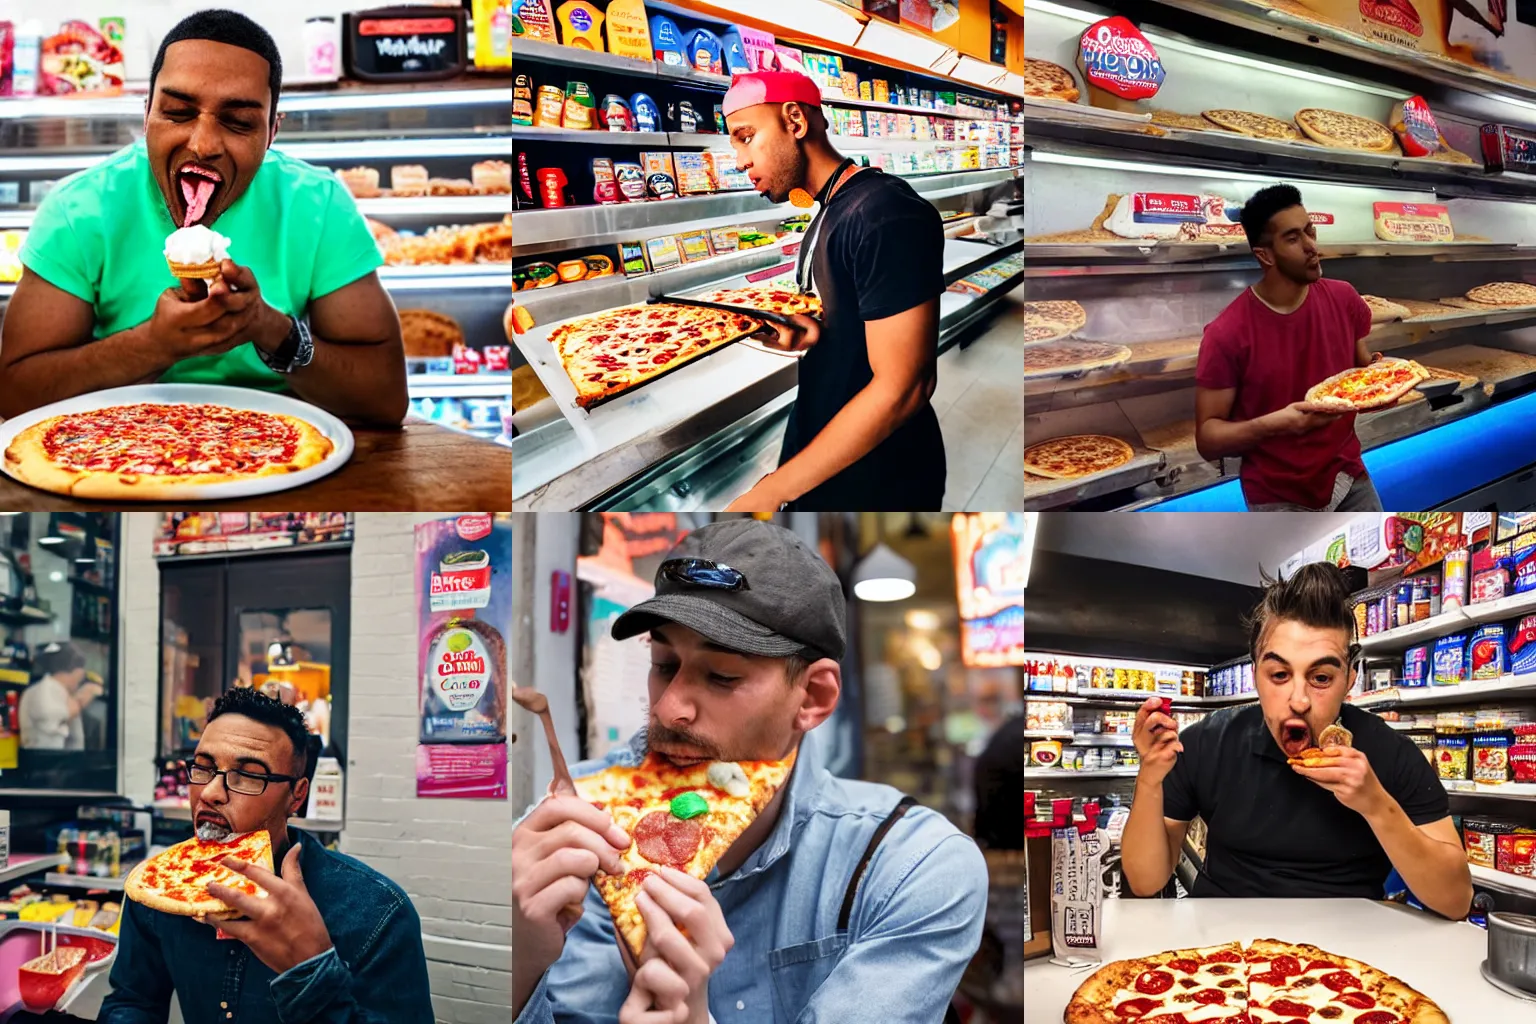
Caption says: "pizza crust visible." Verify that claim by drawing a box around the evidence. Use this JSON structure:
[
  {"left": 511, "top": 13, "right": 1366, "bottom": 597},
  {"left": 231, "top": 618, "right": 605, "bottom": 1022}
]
[{"left": 1024, "top": 434, "right": 1136, "bottom": 480}]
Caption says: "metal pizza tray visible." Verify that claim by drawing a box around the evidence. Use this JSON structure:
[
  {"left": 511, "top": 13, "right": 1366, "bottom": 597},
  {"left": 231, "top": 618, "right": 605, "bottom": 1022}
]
[
  {"left": 648, "top": 294, "right": 799, "bottom": 328},
  {"left": 1024, "top": 444, "right": 1165, "bottom": 511}
]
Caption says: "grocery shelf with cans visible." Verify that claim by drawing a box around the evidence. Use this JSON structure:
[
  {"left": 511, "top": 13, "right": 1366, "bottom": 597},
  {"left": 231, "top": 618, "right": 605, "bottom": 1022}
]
[
  {"left": 0, "top": 78, "right": 514, "bottom": 447},
  {"left": 1023, "top": 0, "right": 1536, "bottom": 511},
  {"left": 512, "top": 3, "right": 1023, "bottom": 509}
]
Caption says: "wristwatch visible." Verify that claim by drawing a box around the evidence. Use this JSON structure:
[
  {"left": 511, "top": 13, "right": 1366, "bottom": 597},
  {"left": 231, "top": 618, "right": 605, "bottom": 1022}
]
[{"left": 260, "top": 315, "right": 314, "bottom": 375}]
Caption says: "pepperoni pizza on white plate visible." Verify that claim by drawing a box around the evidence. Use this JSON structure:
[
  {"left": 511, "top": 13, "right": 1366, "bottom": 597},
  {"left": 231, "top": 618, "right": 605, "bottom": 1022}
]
[
  {"left": 1064, "top": 938, "right": 1448, "bottom": 1024},
  {"left": 571, "top": 749, "right": 796, "bottom": 958}
]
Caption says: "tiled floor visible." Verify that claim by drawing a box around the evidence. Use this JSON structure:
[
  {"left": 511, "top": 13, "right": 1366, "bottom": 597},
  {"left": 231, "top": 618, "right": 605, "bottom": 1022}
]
[{"left": 936, "top": 289, "right": 1023, "bottom": 511}]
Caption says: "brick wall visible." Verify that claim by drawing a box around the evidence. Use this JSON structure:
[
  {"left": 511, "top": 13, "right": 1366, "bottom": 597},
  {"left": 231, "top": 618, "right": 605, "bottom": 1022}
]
[
  {"left": 347, "top": 513, "right": 512, "bottom": 1023},
  {"left": 115, "top": 512, "right": 512, "bottom": 1022}
]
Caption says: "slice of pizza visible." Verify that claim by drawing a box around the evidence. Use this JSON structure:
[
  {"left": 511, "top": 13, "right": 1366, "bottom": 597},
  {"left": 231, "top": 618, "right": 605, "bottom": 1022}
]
[
  {"left": 1245, "top": 939, "right": 1448, "bottom": 1024},
  {"left": 1064, "top": 942, "right": 1250, "bottom": 1024},
  {"left": 124, "top": 829, "right": 274, "bottom": 920},
  {"left": 573, "top": 750, "right": 796, "bottom": 957}
]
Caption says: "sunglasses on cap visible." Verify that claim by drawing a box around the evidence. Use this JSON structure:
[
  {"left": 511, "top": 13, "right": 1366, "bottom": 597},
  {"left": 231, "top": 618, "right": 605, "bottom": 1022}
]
[{"left": 659, "top": 558, "right": 749, "bottom": 591}]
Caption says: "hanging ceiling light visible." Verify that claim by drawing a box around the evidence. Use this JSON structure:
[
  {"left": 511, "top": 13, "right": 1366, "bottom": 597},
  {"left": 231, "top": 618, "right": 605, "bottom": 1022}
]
[{"left": 853, "top": 541, "right": 917, "bottom": 602}]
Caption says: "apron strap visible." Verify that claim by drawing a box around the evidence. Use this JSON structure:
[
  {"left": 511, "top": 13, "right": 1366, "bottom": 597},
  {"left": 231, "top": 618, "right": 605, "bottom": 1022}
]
[
  {"left": 795, "top": 157, "right": 859, "bottom": 296},
  {"left": 837, "top": 794, "right": 918, "bottom": 931}
]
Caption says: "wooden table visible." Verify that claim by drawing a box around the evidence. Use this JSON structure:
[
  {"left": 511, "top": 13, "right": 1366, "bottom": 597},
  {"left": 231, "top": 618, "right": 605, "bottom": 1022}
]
[
  {"left": 1026, "top": 898, "right": 1533, "bottom": 1019},
  {"left": 0, "top": 418, "right": 510, "bottom": 510}
]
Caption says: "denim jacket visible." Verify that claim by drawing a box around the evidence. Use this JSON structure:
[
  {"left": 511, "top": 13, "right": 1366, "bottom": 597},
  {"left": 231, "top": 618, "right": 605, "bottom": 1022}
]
[
  {"left": 99, "top": 827, "right": 434, "bottom": 1024},
  {"left": 516, "top": 728, "right": 988, "bottom": 1024}
]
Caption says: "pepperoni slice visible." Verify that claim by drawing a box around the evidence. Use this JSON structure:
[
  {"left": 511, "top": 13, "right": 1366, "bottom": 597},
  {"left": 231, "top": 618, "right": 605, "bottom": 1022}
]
[
  {"left": 1133, "top": 970, "right": 1174, "bottom": 995},
  {"left": 1165, "top": 959, "right": 1199, "bottom": 975},
  {"left": 1353, "top": 1014, "right": 1402, "bottom": 1024},
  {"left": 1207, "top": 964, "right": 1234, "bottom": 975},
  {"left": 1334, "top": 991, "right": 1376, "bottom": 1009},
  {"left": 632, "top": 810, "right": 702, "bottom": 867},
  {"left": 1205, "top": 950, "right": 1243, "bottom": 963},
  {"left": 1189, "top": 989, "right": 1226, "bottom": 1005},
  {"left": 1304, "top": 959, "right": 1341, "bottom": 973},
  {"left": 1269, "top": 999, "right": 1315, "bottom": 1016},
  {"left": 1270, "top": 955, "right": 1302, "bottom": 977},
  {"left": 1249, "top": 972, "right": 1286, "bottom": 987},
  {"left": 1319, "top": 970, "right": 1362, "bottom": 992},
  {"left": 1110, "top": 997, "right": 1163, "bottom": 1018}
]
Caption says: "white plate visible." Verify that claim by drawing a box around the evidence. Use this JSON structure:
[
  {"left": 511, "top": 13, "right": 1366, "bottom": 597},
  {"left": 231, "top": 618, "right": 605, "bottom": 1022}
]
[{"left": 0, "top": 384, "right": 355, "bottom": 501}]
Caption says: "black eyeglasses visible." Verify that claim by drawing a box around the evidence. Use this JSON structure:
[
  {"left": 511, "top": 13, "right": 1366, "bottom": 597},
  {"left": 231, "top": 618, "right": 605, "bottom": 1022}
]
[
  {"left": 659, "top": 558, "right": 750, "bottom": 591},
  {"left": 184, "top": 760, "right": 298, "bottom": 796}
]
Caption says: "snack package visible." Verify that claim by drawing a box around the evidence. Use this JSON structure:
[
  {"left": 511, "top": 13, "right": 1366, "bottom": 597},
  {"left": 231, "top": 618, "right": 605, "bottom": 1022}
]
[
  {"left": 0, "top": 22, "right": 15, "bottom": 97},
  {"left": 613, "top": 162, "right": 645, "bottom": 202},
  {"left": 630, "top": 92, "right": 661, "bottom": 132},
  {"left": 534, "top": 85, "right": 564, "bottom": 127},
  {"left": 512, "top": 0, "right": 558, "bottom": 42},
  {"left": 591, "top": 158, "right": 621, "bottom": 204},
  {"left": 1443, "top": 548, "right": 1469, "bottom": 611},
  {"left": 601, "top": 94, "right": 633, "bottom": 131},
  {"left": 1469, "top": 624, "right": 1506, "bottom": 680},
  {"left": 1436, "top": 733, "right": 1470, "bottom": 780},
  {"left": 1432, "top": 633, "right": 1468, "bottom": 685},
  {"left": 649, "top": 14, "right": 685, "bottom": 65},
  {"left": 1472, "top": 733, "right": 1511, "bottom": 784},
  {"left": 1496, "top": 830, "right": 1536, "bottom": 877},
  {"left": 562, "top": 81, "right": 595, "bottom": 129},
  {"left": 512, "top": 74, "right": 534, "bottom": 126},
  {"left": 1389, "top": 96, "right": 1442, "bottom": 157},
  {"left": 39, "top": 20, "right": 125, "bottom": 96},
  {"left": 1049, "top": 824, "right": 1105, "bottom": 966}
]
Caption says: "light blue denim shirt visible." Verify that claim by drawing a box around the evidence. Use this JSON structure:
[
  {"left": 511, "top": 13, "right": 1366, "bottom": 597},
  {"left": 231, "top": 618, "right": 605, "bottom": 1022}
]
[{"left": 515, "top": 727, "right": 988, "bottom": 1024}]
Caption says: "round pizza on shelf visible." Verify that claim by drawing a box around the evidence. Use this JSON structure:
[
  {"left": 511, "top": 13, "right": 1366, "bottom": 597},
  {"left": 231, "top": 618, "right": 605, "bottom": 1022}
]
[
  {"left": 1200, "top": 109, "right": 1304, "bottom": 141},
  {"left": 1294, "top": 108, "right": 1398, "bottom": 153},
  {"left": 1023, "top": 301, "right": 1088, "bottom": 345},
  {"left": 1023, "top": 434, "right": 1135, "bottom": 480},
  {"left": 1063, "top": 938, "right": 1449, "bottom": 1024},
  {"left": 1465, "top": 281, "right": 1536, "bottom": 307},
  {"left": 1024, "top": 340, "right": 1132, "bottom": 380},
  {"left": 1151, "top": 109, "right": 1227, "bottom": 132},
  {"left": 548, "top": 303, "right": 764, "bottom": 409},
  {"left": 572, "top": 750, "right": 796, "bottom": 958},
  {"left": 3, "top": 402, "right": 334, "bottom": 500},
  {"left": 124, "top": 830, "right": 274, "bottom": 920},
  {"left": 1025, "top": 58, "right": 1080, "bottom": 103},
  {"left": 1303, "top": 357, "right": 1432, "bottom": 412},
  {"left": 1360, "top": 295, "right": 1411, "bottom": 323}
]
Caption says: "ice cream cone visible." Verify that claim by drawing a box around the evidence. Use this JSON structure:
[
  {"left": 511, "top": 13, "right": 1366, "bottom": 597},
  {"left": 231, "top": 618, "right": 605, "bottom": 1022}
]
[{"left": 166, "top": 258, "right": 221, "bottom": 280}]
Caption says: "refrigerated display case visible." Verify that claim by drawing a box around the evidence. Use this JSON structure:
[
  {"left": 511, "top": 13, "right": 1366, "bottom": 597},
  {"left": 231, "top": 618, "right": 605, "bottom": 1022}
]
[
  {"left": 1023, "top": 0, "right": 1536, "bottom": 511},
  {"left": 511, "top": 9, "right": 1024, "bottom": 510},
  {"left": 0, "top": 81, "right": 513, "bottom": 447}
]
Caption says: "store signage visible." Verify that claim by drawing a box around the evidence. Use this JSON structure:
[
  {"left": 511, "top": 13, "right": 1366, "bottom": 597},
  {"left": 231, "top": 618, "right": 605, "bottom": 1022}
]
[
  {"left": 1077, "top": 17, "right": 1165, "bottom": 101},
  {"left": 1481, "top": 123, "right": 1536, "bottom": 174},
  {"left": 345, "top": 8, "right": 466, "bottom": 82},
  {"left": 1359, "top": 0, "right": 1424, "bottom": 40},
  {"left": 415, "top": 515, "right": 509, "bottom": 799},
  {"left": 952, "top": 513, "right": 1026, "bottom": 668},
  {"left": 154, "top": 514, "right": 352, "bottom": 557},
  {"left": 1309, "top": 212, "right": 1336, "bottom": 225},
  {"left": 1373, "top": 201, "right": 1454, "bottom": 242}
]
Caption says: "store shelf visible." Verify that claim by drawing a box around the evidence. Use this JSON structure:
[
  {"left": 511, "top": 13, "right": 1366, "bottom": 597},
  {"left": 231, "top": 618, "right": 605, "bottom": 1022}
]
[
  {"left": 1023, "top": 767, "right": 1140, "bottom": 779},
  {"left": 1460, "top": 590, "right": 1536, "bottom": 626},
  {"left": 0, "top": 137, "right": 515, "bottom": 174},
  {"left": 513, "top": 126, "right": 671, "bottom": 146},
  {"left": 1470, "top": 864, "right": 1536, "bottom": 895},
  {"left": 0, "top": 854, "right": 66, "bottom": 885},
  {"left": 1357, "top": 610, "right": 1469, "bottom": 654},
  {"left": 513, "top": 37, "right": 663, "bottom": 77},
  {"left": 354, "top": 197, "right": 512, "bottom": 217},
  {"left": 408, "top": 373, "right": 511, "bottom": 398},
  {"left": 46, "top": 867, "right": 132, "bottom": 892},
  {"left": 1023, "top": 729, "right": 1073, "bottom": 739},
  {"left": 1023, "top": 241, "right": 1536, "bottom": 274},
  {"left": 1443, "top": 780, "right": 1536, "bottom": 800},
  {"left": 1071, "top": 734, "right": 1137, "bottom": 746},
  {"left": 1028, "top": 687, "right": 1255, "bottom": 707},
  {"left": 513, "top": 190, "right": 790, "bottom": 257},
  {"left": 943, "top": 237, "right": 1021, "bottom": 286},
  {"left": 1352, "top": 674, "right": 1536, "bottom": 708},
  {"left": 0, "top": 85, "right": 511, "bottom": 122},
  {"left": 149, "top": 804, "right": 343, "bottom": 831}
]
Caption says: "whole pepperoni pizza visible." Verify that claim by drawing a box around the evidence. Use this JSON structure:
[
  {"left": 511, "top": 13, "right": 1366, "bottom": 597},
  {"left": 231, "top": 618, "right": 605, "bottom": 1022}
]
[
  {"left": 124, "top": 830, "right": 274, "bottom": 920},
  {"left": 549, "top": 304, "right": 763, "bottom": 409},
  {"left": 1064, "top": 938, "right": 1448, "bottom": 1024},
  {"left": 572, "top": 749, "right": 796, "bottom": 957},
  {"left": 4, "top": 402, "right": 334, "bottom": 499}
]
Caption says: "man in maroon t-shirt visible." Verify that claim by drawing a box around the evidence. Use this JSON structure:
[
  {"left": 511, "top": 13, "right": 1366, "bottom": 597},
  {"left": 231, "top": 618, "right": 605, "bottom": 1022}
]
[{"left": 1195, "top": 184, "right": 1384, "bottom": 511}]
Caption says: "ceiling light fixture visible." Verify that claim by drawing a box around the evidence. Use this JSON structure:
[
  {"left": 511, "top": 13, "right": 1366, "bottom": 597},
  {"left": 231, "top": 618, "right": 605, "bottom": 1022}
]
[{"left": 853, "top": 542, "right": 917, "bottom": 602}]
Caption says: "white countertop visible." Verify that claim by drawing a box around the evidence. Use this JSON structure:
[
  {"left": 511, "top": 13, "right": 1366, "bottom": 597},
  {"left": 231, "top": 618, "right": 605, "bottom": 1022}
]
[{"left": 1024, "top": 899, "right": 1531, "bottom": 1021}]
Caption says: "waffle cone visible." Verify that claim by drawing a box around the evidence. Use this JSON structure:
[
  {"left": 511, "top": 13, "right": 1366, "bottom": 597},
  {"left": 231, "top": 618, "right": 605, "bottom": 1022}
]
[{"left": 167, "top": 258, "right": 221, "bottom": 280}]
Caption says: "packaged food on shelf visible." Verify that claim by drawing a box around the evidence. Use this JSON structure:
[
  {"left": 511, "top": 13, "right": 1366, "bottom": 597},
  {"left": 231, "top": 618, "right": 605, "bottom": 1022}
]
[
  {"left": 604, "top": 0, "right": 652, "bottom": 59},
  {"left": 1432, "top": 633, "right": 1469, "bottom": 685},
  {"left": 1512, "top": 741, "right": 1536, "bottom": 782},
  {"left": 1464, "top": 818, "right": 1511, "bottom": 867},
  {"left": 1472, "top": 733, "right": 1512, "bottom": 783},
  {"left": 1026, "top": 701, "right": 1071, "bottom": 733},
  {"left": 556, "top": 1, "right": 605, "bottom": 49},
  {"left": 1469, "top": 625, "right": 1506, "bottom": 679},
  {"left": 1436, "top": 733, "right": 1470, "bottom": 779},
  {"left": 1496, "top": 830, "right": 1536, "bottom": 877}
]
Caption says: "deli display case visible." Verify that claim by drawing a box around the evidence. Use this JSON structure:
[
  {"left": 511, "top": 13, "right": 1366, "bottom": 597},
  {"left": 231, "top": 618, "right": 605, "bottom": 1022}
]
[
  {"left": 1024, "top": 0, "right": 1536, "bottom": 511},
  {"left": 0, "top": 80, "right": 513, "bottom": 446},
  {"left": 510, "top": 3, "right": 1024, "bottom": 510}
]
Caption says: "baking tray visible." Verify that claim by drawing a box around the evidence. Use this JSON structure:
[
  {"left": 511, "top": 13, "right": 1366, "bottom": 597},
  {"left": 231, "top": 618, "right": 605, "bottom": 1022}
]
[
  {"left": 0, "top": 385, "right": 354, "bottom": 502},
  {"left": 1420, "top": 345, "right": 1536, "bottom": 398},
  {"left": 1024, "top": 444, "right": 1165, "bottom": 511},
  {"left": 648, "top": 294, "right": 798, "bottom": 328}
]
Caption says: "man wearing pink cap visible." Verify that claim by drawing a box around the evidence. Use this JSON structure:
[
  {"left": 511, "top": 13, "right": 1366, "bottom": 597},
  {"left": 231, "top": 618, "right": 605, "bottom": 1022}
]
[{"left": 720, "top": 70, "right": 947, "bottom": 512}]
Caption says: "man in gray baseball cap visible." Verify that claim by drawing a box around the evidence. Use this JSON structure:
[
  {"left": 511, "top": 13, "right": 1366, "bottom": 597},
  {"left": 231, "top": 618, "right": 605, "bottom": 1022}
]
[{"left": 513, "top": 519, "right": 986, "bottom": 1024}]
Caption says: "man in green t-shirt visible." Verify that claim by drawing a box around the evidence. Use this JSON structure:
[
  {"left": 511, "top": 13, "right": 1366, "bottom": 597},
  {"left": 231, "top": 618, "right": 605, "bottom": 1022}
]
[{"left": 0, "top": 10, "right": 406, "bottom": 425}]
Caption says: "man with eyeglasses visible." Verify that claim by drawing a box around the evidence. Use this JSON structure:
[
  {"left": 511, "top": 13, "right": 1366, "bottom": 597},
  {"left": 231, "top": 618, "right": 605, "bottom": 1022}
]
[
  {"left": 512, "top": 519, "right": 987, "bottom": 1024},
  {"left": 98, "top": 686, "right": 432, "bottom": 1023}
]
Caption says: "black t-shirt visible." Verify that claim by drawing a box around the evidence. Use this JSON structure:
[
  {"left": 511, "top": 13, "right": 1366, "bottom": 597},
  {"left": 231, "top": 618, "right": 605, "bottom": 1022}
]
[
  {"left": 1162, "top": 702, "right": 1449, "bottom": 899},
  {"left": 779, "top": 169, "right": 947, "bottom": 510}
]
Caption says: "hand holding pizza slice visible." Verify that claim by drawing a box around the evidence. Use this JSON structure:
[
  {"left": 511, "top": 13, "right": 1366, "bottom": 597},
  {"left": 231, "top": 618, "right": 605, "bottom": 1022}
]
[{"left": 1301, "top": 357, "right": 1433, "bottom": 413}]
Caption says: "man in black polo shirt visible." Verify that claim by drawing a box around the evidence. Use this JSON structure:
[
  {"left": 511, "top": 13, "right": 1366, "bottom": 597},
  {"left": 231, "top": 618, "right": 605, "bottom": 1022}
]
[
  {"left": 1120, "top": 563, "right": 1472, "bottom": 919},
  {"left": 720, "top": 70, "right": 946, "bottom": 511}
]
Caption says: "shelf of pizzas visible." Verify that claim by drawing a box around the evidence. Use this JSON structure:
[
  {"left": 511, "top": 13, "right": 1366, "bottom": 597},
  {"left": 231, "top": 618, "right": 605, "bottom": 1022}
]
[{"left": 1020, "top": 2, "right": 1536, "bottom": 201}]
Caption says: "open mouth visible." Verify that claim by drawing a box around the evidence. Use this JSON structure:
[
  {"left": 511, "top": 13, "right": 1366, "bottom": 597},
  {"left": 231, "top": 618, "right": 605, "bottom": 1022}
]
[
  {"left": 176, "top": 163, "right": 223, "bottom": 227},
  {"left": 1281, "top": 720, "right": 1313, "bottom": 757},
  {"left": 655, "top": 747, "right": 711, "bottom": 767}
]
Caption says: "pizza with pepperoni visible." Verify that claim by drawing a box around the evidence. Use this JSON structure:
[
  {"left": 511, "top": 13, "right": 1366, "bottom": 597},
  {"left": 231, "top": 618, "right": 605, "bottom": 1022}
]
[
  {"left": 1064, "top": 938, "right": 1448, "bottom": 1024},
  {"left": 572, "top": 750, "right": 796, "bottom": 957},
  {"left": 123, "top": 830, "right": 273, "bottom": 920}
]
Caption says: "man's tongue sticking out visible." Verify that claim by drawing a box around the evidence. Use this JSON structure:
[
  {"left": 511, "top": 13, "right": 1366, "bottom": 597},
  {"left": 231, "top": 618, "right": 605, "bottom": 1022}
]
[{"left": 181, "top": 174, "right": 215, "bottom": 227}]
